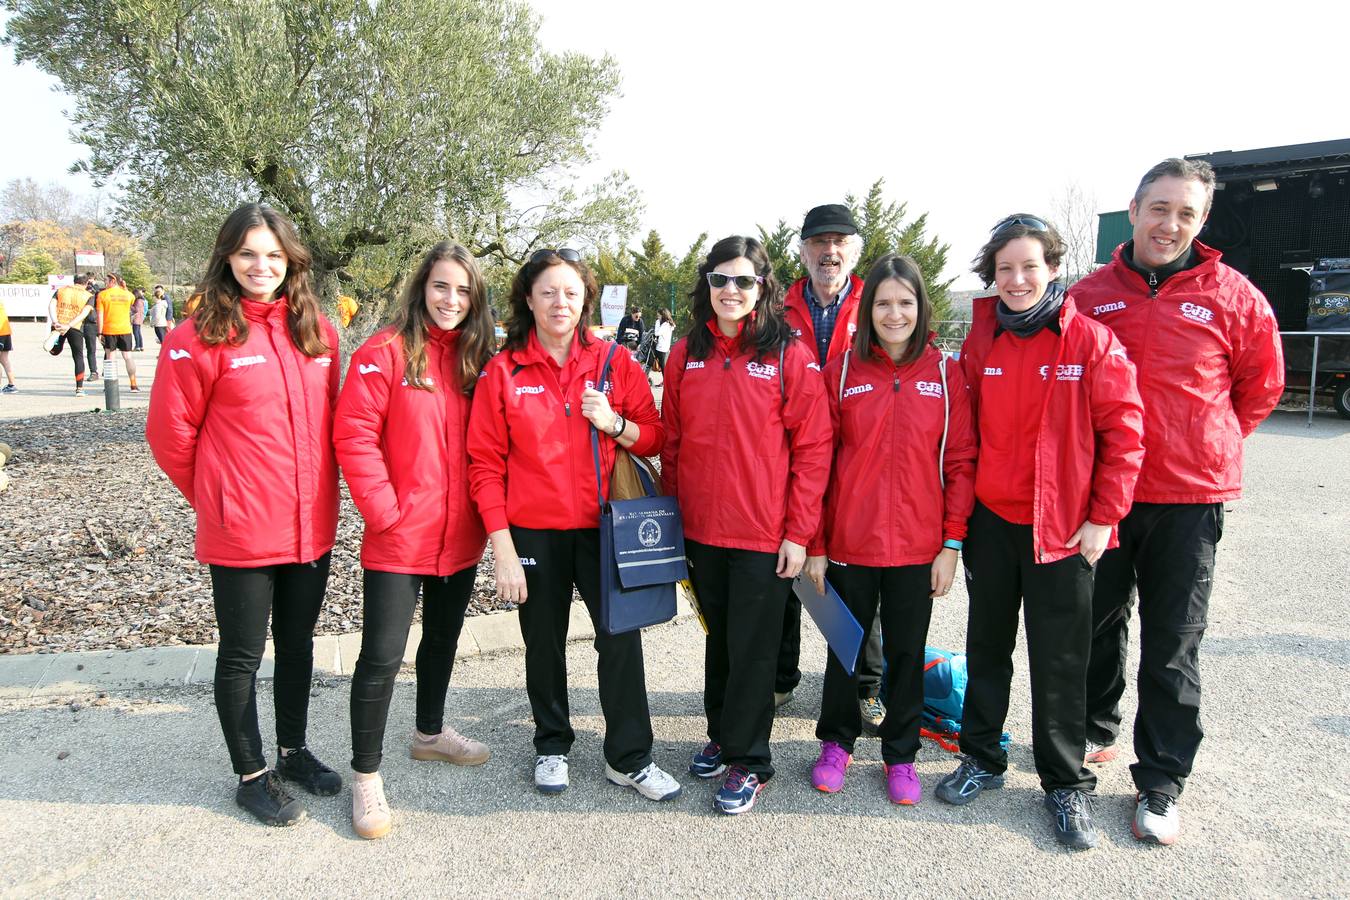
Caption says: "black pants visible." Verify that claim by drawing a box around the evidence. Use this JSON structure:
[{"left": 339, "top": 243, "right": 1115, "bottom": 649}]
[
  {"left": 81, "top": 320, "right": 99, "bottom": 375},
  {"left": 58, "top": 329, "right": 87, "bottom": 380},
  {"left": 209, "top": 553, "right": 331, "bottom": 775},
  {"left": 512, "top": 526, "right": 654, "bottom": 773},
  {"left": 131, "top": 323, "right": 143, "bottom": 350},
  {"left": 687, "top": 540, "right": 790, "bottom": 780},
  {"left": 779, "top": 583, "right": 882, "bottom": 698},
  {"left": 816, "top": 562, "right": 932, "bottom": 764},
  {"left": 154, "top": 325, "right": 168, "bottom": 344},
  {"left": 1088, "top": 502, "right": 1221, "bottom": 799},
  {"left": 960, "top": 504, "right": 1096, "bottom": 792},
  {"left": 350, "top": 567, "right": 475, "bottom": 774}
]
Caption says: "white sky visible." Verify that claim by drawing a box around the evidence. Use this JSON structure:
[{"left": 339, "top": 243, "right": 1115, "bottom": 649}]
[{"left": 3, "top": 0, "right": 1344, "bottom": 288}]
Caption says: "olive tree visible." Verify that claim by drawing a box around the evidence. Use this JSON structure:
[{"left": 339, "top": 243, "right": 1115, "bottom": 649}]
[{"left": 4, "top": 0, "right": 640, "bottom": 324}]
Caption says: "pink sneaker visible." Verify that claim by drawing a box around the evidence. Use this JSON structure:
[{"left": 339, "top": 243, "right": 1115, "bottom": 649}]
[
  {"left": 811, "top": 741, "right": 851, "bottom": 793},
  {"left": 885, "top": 762, "right": 921, "bottom": 805}
]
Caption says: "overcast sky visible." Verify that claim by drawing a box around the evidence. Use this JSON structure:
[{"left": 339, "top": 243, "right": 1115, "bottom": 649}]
[{"left": 2, "top": 0, "right": 1342, "bottom": 287}]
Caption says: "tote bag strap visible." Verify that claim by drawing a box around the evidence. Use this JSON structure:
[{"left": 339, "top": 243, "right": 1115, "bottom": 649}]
[{"left": 590, "top": 341, "right": 622, "bottom": 510}]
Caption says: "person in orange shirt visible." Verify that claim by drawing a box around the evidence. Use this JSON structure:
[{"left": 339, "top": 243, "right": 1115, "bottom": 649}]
[
  {"left": 49, "top": 274, "right": 97, "bottom": 394},
  {"left": 0, "top": 295, "right": 15, "bottom": 393},
  {"left": 97, "top": 273, "right": 139, "bottom": 391},
  {"left": 337, "top": 294, "right": 359, "bottom": 328}
]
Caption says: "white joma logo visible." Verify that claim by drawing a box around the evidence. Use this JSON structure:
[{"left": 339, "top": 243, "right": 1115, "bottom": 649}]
[
  {"left": 1094, "top": 301, "right": 1126, "bottom": 315},
  {"left": 314, "top": 357, "right": 332, "bottom": 367},
  {"left": 358, "top": 363, "right": 381, "bottom": 375},
  {"left": 843, "top": 383, "right": 873, "bottom": 399},
  {"left": 169, "top": 349, "right": 191, "bottom": 360},
  {"left": 515, "top": 385, "right": 546, "bottom": 396},
  {"left": 230, "top": 355, "right": 266, "bottom": 369}
]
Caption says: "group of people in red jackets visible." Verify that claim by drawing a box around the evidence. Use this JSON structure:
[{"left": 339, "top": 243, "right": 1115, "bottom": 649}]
[{"left": 147, "top": 154, "right": 1284, "bottom": 850}]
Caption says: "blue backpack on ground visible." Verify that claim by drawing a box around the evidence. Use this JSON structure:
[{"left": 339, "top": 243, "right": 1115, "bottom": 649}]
[{"left": 921, "top": 646, "right": 1011, "bottom": 753}]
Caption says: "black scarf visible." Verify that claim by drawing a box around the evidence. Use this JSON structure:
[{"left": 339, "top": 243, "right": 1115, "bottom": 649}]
[{"left": 996, "top": 281, "right": 1065, "bottom": 338}]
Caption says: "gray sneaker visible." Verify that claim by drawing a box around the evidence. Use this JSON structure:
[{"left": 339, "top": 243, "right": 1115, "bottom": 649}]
[
  {"left": 859, "top": 696, "right": 886, "bottom": 735},
  {"left": 1133, "top": 790, "right": 1180, "bottom": 845},
  {"left": 935, "top": 755, "right": 1004, "bottom": 805}
]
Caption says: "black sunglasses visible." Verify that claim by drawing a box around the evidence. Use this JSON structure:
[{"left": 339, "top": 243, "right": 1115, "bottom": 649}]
[
  {"left": 530, "top": 248, "right": 582, "bottom": 264},
  {"left": 706, "top": 272, "right": 764, "bottom": 291},
  {"left": 991, "top": 215, "right": 1049, "bottom": 235}
]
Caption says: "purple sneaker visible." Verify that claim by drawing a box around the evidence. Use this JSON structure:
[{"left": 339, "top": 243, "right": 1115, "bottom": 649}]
[
  {"left": 885, "top": 762, "right": 921, "bottom": 805},
  {"left": 811, "top": 741, "right": 851, "bottom": 793}
]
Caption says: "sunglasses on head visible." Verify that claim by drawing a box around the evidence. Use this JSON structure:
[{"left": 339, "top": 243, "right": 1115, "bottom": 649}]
[
  {"left": 991, "top": 215, "right": 1049, "bottom": 235},
  {"left": 530, "top": 247, "right": 582, "bottom": 264},
  {"left": 706, "top": 272, "right": 764, "bottom": 291}
]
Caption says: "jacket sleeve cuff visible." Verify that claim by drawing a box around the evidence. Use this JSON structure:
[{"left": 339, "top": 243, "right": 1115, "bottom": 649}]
[
  {"left": 786, "top": 529, "right": 814, "bottom": 547},
  {"left": 480, "top": 506, "right": 510, "bottom": 535}
]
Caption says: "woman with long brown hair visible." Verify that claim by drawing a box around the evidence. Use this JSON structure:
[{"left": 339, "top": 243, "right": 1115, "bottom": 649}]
[
  {"left": 147, "top": 203, "right": 342, "bottom": 828},
  {"left": 333, "top": 242, "right": 496, "bottom": 839}
]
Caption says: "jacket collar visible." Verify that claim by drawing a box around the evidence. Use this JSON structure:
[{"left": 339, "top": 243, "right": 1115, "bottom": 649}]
[{"left": 241, "top": 296, "right": 287, "bottom": 324}]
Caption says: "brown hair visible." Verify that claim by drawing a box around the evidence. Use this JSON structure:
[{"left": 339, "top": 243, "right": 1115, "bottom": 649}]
[
  {"left": 502, "top": 252, "right": 598, "bottom": 352},
  {"left": 385, "top": 242, "right": 495, "bottom": 394},
  {"left": 971, "top": 213, "right": 1067, "bottom": 287},
  {"left": 1134, "top": 158, "right": 1217, "bottom": 214},
  {"left": 192, "top": 203, "right": 328, "bottom": 356},
  {"left": 684, "top": 235, "right": 788, "bottom": 363},
  {"left": 853, "top": 253, "right": 932, "bottom": 366}
]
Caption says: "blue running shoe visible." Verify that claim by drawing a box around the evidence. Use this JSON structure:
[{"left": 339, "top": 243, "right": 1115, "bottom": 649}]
[
  {"left": 713, "top": 765, "right": 763, "bottom": 815},
  {"left": 689, "top": 740, "right": 726, "bottom": 779},
  {"left": 935, "top": 755, "right": 1004, "bottom": 806}
]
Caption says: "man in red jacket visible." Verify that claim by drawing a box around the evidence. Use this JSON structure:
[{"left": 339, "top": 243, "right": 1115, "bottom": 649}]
[
  {"left": 778, "top": 204, "right": 885, "bottom": 733},
  {"left": 1075, "top": 158, "right": 1285, "bottom": 846}
]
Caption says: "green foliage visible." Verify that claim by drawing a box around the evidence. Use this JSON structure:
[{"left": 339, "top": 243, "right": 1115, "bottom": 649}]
[
  {"left": 757, "top": 220, "right": 803, "bottom": 290},
  {"left": 5, "top": 0, "right": 640, "bottom": 345},
  {"left": 119, "top": 249, "right": 153, "bottom": 292},
  {"left": 844, "top": 179, "right": 955, "bottom": 326},
  {"left": 585, "top": 230, "right": 706, "bottom": 334},
  {"left": 2, "top": 247, "right": 58, "bottom": 283}
]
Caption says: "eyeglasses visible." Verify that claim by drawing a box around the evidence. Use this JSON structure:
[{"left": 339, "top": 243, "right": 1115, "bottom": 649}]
[
  {"left": 991, "top": 215, "right": 1049, "bottom": 235},
  {"left": 706, "top": 272, "right": 764, "bottom": 291},
  {"left": 530, "top": 248, "right": 582, "bottom": 264}
]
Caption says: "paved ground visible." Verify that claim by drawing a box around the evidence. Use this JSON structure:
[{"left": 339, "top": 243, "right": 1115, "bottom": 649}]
[
  {"left": 0, "top": 321, "right": 163, "bottom": 421},
  {"left": 0, "top": 409, "right": 1346, "bottom": 896}
]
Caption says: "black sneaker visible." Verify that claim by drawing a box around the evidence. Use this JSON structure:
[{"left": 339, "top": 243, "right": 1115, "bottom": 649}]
[
  {"left": 235, "top": 771, "right": 306, "bottom": 826},
  {"left": 935, "top": 755, "right": 1004, "bottom": 805},
  {"left": 1044, "top": 788, "right": 1098, "bottom": 850},
  {"left": 275, "top": 746, "right": 342, "bottom": 796}
]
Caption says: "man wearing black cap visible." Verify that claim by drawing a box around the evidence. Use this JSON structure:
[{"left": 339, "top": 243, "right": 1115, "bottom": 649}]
[{"left": 777, "top": 204, "right": 886, "bottom": 732}]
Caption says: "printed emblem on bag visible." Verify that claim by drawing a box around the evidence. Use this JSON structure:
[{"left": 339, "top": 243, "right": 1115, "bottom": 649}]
[
  {"left": 915, "top": 380, "right": 943, "bottom": 398},
  {"left": 745, "top": 361, "right": 777, "bottom": 381},
  {"left": 638, "top": 518, "right": 662, "bottom": 548},
  {"left": 231, "top": 355, "right": 267, "bottom": 369},
  {"left": 514, "top": 384, "right": 546, "bottom": 396},
  {"left": 1180, "top": 302, "right": 1214, "bottom": 324},
  {"left": 1093, "top": 301, "right": 1127, "bottom": 315}
]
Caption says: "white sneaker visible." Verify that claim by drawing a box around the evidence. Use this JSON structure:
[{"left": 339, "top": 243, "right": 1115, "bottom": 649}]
[
  {"left": 1133, "top": 790, "right": 1180, "bottom": 845},
  {"left": 604, "top": 761, "right": 682, "bottom": 801},
  {"left": 535, "top": 754, "right": 569, "bottom": 794}
]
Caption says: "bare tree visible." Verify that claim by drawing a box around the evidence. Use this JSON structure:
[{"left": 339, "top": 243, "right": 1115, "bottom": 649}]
[
  {"left": 0, "top": 178, "right": 91, "bottom": 230},
  {"left": 1052, "top": 181, "right": 1099, "bottom": 285}
]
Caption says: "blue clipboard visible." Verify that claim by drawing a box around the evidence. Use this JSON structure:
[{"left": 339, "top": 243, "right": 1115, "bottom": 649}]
[{"left": 792, "top": 575, "right": 864, "bottom": 676}]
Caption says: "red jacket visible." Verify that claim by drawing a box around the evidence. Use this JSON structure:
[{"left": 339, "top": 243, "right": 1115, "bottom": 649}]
[
  {"left": 812, "top": 343, "right": 977, "bottom": 566},
  {"left": 467, "top": 330, "right": 663, "bottom": 533},
  {"left": 1073, "top": 241, "right": 1285, "bottom": 503},
  {"left": 960, "top": 296, "right": 1145, "bottom": 564},
  {"left": 783, "top": 274, "right": 864, "bottom": 363},
  {"left": 660, "top": 331, "right": 832, "bottom": 553},
  {"left": 334, "top": 327, "right": 486, "bottom": 576},
  {"left": 146, "top": 299, "right": 339, "bottom": 566}
]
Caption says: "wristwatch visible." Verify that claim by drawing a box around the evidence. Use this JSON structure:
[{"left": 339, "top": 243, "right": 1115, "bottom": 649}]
[{"left": 609, "top": 414, "right": 626, "bottom": 438}]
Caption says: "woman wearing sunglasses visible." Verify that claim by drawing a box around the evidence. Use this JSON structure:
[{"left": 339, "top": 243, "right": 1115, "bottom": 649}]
[
  {"left": 936, "top": 215, "right": 1145, "bottom": 850},
  {"left": 660, "top": 236, "right": 831, "bottom": 815},
  {"left": 333, "top": 243, "right": 496, "bottom": 839},
  {"left": 803, "top": 253, "right": 977, "bottom": 806},
  {"left": 467, "top": 248, "right": 680, "bottom": 801}
]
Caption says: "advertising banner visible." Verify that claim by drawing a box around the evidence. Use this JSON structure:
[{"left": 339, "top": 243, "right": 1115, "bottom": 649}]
[{"left": 600, "top": 284, "right": 627, "bottom": 328}]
